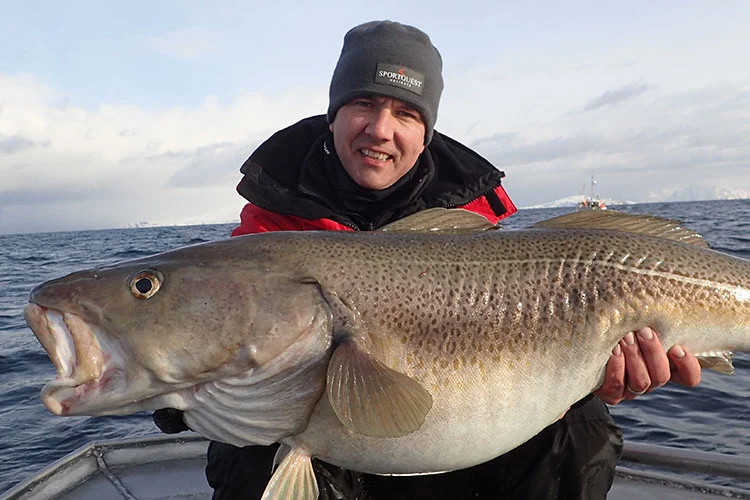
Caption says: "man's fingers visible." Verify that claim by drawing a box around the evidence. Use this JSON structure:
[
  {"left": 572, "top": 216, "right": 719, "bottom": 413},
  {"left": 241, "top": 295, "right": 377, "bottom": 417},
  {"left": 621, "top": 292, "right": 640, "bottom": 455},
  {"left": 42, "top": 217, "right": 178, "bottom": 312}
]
[
  {"left": 595, "top": 331, "right": 703, "bottom": 406},
  {"left": 621, "top": 331, "right": 651, "bottom": 396},
  {"left": 668, "top": 345, "right": 702, "bottom": 387},
  {"left": 633, "top": 328, "right": 672, "bottom": 389},
  {"left": 594, "top": 344, "right": 626, "bottom": 405}
]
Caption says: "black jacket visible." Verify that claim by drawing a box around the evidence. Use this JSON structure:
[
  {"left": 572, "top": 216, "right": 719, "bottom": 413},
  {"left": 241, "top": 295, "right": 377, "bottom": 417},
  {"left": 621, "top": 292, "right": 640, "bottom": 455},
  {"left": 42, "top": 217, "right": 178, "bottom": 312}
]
[{"left": 234, "top": 115, "right": 515, "bottom": 231}]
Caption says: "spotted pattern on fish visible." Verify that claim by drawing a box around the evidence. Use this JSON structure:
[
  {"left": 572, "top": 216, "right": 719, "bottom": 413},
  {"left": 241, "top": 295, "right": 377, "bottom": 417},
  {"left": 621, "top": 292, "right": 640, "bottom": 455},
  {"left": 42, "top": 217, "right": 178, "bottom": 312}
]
[
  {"left": 234, "top": 229, "right": 750, "bottom": 393},
  {"left": 24, "top": 210, "right": 750, "bottom": 483}
]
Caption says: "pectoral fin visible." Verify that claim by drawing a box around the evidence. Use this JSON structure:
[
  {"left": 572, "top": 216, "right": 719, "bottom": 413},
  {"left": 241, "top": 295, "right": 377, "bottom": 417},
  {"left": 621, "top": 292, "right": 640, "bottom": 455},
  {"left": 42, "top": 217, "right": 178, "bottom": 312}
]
[
  {"left": 695, "top": 350, "right": 735, "bottom": 375},
  {"left": 327, "top": 339, "right": 433, "bottom": 438},
  {"left": 261, "top": 447, "right": 318, "bottom": 500}
]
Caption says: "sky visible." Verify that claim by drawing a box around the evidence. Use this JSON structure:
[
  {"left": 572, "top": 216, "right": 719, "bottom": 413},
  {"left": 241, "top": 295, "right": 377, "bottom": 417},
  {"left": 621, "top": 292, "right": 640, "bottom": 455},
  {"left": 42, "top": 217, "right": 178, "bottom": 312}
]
[{"left": 1, "top": 1, "right": 749, "bottom": 234}]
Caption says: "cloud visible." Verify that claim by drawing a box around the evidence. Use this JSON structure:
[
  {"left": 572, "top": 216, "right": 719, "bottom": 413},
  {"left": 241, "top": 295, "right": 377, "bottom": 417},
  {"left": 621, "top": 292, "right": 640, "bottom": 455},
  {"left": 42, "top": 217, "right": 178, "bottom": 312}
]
[
  {"left": 1, "top": 60, "right": 748, "bottom": 233},
  {"left": 465, "top": 82, "right": 750, "bottom": 207},
  {"left": 165, "top": 140, "right": 259, "bottom": 188},
  {"left": 473, "top": 133, "right": 607, "bottom": 165},
  {"left": 139, "top": 27, "right": 225, "bottom": 61},
  {"left": 581, "top": 82, "right": 652, "bottom": 112},
  {"left": 0, "top": 74, "right": 64, "bottom": 106},
  {"left": 0, "top": 72, "right": 329, "bottom": 234},
  {"left": 0, "top": 183, "right": 118, "bottom": 207},
  {"left": 0, "top": 135, "right": 42, "bottom": 154},
  {"left": 477, "top": 123, "right": 749, "bottom": 182}
]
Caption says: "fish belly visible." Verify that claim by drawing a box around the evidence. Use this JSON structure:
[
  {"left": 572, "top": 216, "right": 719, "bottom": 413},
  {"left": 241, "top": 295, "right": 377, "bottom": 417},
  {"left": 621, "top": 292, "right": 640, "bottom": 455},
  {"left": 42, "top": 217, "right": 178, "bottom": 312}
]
[{"left": 289, "top": 346, "right": 605, "bottom": 475}]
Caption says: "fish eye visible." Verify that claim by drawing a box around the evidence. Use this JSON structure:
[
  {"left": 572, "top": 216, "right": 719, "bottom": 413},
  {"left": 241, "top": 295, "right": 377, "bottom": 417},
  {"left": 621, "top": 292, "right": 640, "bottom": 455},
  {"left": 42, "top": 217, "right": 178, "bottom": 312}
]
[{"left": 128, "top": 269, "right": 163, "bottom": 300}]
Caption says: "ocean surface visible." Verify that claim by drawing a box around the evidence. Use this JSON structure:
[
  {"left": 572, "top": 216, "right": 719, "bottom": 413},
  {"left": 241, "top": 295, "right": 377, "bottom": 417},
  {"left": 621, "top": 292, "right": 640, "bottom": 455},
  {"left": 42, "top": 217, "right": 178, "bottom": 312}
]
[{"left": 1, "top": 199, "right": 748, "bottom": 494}]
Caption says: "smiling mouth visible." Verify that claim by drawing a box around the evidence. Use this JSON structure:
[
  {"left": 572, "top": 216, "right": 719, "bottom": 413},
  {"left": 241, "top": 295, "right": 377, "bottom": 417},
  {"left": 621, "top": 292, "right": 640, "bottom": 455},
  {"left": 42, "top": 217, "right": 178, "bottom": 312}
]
[{"left": 360, "top": 148, "right": 392, "bottom": 161}]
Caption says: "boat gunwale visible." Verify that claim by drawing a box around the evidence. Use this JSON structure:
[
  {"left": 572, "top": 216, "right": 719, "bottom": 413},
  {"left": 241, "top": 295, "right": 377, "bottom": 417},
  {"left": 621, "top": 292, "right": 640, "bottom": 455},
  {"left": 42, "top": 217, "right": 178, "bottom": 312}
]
[{"left": 2, "top": 435, "right": 750, "bottom": 499}]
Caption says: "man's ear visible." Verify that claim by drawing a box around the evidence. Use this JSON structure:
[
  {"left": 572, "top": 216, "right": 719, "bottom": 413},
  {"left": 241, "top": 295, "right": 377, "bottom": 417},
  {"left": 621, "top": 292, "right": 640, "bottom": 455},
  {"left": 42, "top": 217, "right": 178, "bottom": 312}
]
[{"left": 329, "top": 122, "right": 335, "bottom": 133}]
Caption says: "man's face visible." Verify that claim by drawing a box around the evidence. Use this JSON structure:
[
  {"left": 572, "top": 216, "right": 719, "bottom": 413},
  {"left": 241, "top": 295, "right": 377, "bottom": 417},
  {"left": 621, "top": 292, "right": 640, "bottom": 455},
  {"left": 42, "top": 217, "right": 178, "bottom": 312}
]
[{"left": 329, "top": 95, "right": 426, "bottom": 190}]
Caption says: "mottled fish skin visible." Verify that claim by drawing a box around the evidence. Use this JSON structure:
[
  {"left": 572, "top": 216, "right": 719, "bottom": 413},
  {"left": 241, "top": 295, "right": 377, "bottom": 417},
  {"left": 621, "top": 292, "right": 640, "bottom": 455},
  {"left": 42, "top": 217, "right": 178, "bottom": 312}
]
[
  {"left": 240, "top": 227, "right": 750, "bottom": 473},
  {"left": 24, "top": 211, "right": 750, "bottom": 484}
]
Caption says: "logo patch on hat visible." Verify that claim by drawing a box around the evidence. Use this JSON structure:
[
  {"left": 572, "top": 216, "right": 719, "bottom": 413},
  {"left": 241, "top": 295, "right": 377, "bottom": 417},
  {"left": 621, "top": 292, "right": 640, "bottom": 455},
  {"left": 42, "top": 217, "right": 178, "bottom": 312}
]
[{"left": 375, "top": 63, "right": 424, "bottom": 96}]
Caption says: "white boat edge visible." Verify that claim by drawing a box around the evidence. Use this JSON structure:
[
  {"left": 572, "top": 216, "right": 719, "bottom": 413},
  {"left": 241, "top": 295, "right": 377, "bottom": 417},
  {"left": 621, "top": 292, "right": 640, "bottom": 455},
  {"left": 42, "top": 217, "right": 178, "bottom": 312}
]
[{"left": 2, "top": 434, "right": 749, "bottom": 500}]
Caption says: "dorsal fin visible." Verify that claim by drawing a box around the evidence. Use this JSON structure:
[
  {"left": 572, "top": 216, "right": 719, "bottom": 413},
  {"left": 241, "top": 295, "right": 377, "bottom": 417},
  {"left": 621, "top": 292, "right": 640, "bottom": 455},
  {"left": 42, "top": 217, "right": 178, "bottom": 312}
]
[
  {"left": 380, "top": 208, "right": 497, "bottom": 234},
  {"left": 531, "top": 210, "right": 709, "bottom": 248}
]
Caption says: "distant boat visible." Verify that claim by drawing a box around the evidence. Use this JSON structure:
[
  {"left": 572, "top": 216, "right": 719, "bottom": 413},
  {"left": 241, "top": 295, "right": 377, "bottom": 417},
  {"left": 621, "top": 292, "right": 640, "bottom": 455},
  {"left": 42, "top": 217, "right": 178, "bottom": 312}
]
[{"left": 578, "top": 176, "right": 608, "bottom": 210}]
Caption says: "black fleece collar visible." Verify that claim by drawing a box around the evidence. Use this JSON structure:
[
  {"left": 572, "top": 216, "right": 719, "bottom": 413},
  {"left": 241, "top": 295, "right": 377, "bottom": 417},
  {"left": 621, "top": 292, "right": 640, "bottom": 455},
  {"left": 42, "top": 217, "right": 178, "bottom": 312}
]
[
  {"left": 236, "top": 115, "right": 506, "bottom": 230},
  {"left": 296, "top": 134, "right": 434, "bottom": 230}
]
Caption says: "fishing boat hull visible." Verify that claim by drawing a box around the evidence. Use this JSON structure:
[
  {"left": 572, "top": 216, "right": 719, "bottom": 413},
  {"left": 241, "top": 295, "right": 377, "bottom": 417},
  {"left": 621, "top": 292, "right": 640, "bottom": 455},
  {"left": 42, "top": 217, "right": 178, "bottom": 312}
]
[{"left": 2, "top": 435, "right": 749, "bottom": 500}]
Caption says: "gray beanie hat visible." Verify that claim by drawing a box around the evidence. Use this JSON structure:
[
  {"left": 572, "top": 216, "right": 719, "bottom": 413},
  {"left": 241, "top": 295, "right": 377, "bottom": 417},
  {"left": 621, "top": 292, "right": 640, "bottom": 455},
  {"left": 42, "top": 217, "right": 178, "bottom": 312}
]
[{"left": 327, "top": 20, "right": 444, "bottom": 145}]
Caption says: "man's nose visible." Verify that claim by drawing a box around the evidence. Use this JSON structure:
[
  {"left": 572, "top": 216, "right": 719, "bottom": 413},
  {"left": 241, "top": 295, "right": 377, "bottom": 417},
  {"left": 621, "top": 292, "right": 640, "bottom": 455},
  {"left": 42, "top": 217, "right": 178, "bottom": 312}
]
[{"left": 365, "top": 108, "right": 395, "bottom": 140}]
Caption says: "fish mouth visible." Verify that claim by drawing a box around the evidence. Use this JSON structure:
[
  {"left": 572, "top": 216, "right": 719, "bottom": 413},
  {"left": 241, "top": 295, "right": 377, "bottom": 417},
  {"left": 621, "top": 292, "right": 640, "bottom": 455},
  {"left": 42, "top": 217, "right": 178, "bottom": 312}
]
[{"left": 24, "top": 303, "right": 122, "bottom": 416}]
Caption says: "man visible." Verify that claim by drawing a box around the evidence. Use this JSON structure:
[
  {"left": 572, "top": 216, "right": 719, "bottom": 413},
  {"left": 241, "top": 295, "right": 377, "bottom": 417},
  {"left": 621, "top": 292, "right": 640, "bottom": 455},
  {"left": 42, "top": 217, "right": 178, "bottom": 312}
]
[{"left": 155, "top": 20, "right": 702, "bottom": 499}]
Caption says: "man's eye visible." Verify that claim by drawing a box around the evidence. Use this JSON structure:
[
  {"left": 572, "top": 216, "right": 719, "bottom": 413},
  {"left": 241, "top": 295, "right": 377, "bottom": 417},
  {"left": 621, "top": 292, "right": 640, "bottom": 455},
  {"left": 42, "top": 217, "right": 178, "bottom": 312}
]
[
  {"left": 398, "top": 110, "right": 419, "bottom": 121},
  {"left": 355, "top": 100, "right": 373, "bottom": 108}
]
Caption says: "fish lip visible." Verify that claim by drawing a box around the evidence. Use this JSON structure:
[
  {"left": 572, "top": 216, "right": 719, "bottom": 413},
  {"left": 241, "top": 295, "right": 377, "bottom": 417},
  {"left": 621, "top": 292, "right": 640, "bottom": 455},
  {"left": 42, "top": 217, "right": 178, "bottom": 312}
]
[
  {"left": 24, "top": 304, "right": 71, "bottom": 376},
  {"left": 40, "top": 378, "right": 84, "bottom": 415},
  {"left": 24, "top": 303, "right": 115, "bottom": 415}
]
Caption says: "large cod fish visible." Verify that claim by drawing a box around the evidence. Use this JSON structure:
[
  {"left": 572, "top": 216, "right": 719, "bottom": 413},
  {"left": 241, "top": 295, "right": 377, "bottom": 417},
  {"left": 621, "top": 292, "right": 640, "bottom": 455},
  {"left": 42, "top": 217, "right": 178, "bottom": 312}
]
[{"left": 24, "top": 209, "right": 750, "bottom": 499}]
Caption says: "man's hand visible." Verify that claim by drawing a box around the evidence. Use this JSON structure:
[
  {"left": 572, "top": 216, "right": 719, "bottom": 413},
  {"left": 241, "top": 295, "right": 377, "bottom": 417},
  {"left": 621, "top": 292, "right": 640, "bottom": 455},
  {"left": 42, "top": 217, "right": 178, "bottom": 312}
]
[{"left": 594, "top": 327, "right": 703, "bottom": 405}]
